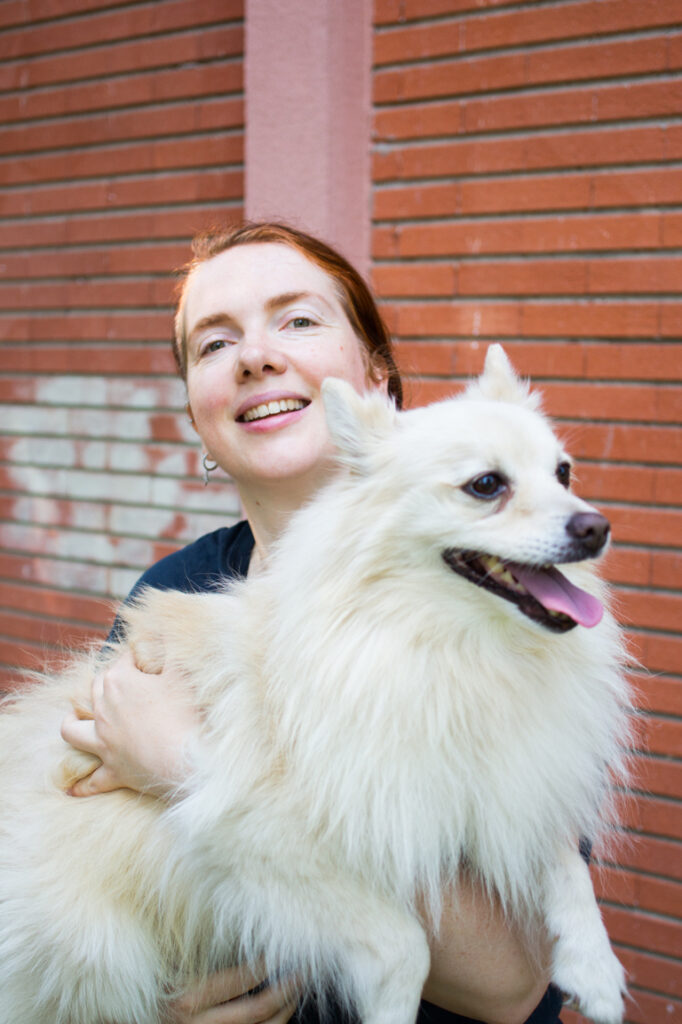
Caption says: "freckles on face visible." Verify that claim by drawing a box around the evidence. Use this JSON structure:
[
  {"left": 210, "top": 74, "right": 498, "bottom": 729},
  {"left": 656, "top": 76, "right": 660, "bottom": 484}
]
[
  {"left": 181, "top": 243, "right": 378, "bottom": 489},
  {"left": 183, "top": 243, "right": 372, "bottom": 388}
]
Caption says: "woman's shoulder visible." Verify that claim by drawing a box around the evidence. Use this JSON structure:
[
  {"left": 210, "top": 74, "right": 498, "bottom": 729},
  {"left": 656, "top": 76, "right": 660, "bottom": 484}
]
[
  {"left": 106, "top": 522, "right": 255, "bottom": 645},
  {"left": 134, "top": 520, "right": 255, "bottom": 595}
]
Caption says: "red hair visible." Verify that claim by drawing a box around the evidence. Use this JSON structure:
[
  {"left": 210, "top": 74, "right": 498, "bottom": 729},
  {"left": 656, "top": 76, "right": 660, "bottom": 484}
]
[{"left": 173, "top": 222, "right": 403, "bottom": 408}]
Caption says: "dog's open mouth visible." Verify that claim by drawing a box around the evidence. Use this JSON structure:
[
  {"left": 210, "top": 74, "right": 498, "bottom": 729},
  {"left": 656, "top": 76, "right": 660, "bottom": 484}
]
[{"left": 442, "top": 550, "right": 603, "bottom": 633}]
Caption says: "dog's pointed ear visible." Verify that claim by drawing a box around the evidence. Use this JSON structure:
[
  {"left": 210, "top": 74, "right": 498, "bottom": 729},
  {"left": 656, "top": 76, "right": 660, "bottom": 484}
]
[
  {"left": 467, "top": 344, "right": 542, "bottom": 410},
  {"left": 322, "top": 378, "right": 397, "bottom": 472}
]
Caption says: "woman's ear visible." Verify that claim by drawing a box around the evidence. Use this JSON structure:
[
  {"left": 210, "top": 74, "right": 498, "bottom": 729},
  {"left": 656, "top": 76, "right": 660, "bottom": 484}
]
[
  {"left": 367, "top": 359, "right": 390, "bottom": 398},
  {"left": 186, "top": 402, "right": 198, "bottom": 433},
  {"left": 375, "top": 373, "right": 390, "bottom": 398}
]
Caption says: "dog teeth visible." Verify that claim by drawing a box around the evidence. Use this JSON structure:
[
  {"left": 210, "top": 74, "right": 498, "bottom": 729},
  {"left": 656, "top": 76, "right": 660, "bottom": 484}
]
[{"left": 480, "top": 555, "right": 524, "bottom": 591}]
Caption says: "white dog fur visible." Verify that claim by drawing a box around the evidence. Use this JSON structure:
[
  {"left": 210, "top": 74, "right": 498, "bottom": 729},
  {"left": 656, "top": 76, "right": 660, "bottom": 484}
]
[{"left": 0, "top": 346, "right": 631, "bottom": 1024}]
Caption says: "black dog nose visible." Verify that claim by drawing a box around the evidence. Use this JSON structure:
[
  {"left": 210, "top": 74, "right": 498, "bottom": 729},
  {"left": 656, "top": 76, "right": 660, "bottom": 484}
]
[{"left": 566, "top": 512, "right": 610, "bottom": 554}]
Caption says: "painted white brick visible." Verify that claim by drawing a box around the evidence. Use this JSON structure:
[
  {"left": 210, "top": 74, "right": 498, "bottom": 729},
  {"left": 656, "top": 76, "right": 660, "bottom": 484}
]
[
  {"left": 6, "top": 436, "right": 200, "bottom": 477},
  {"left": 10, "top": 496, "right": 108, "bottom": 533},
  {"left": 4, "top": 405, "right": 196, "bottom": 443},
  {"left": 5, "top": 437, "right": 79, "bottom": 468},
  {"left": 109, "top": 566, "right": 146, "bottom": 601},
  {"left": 5, "top": 465, "right": 240, "bottom": 514},
  {"left": 0, "top": 523, "right": 155, "bottom": 568},
  {"left": 33, "top": 376, "right": 185, "bottom": 409}
]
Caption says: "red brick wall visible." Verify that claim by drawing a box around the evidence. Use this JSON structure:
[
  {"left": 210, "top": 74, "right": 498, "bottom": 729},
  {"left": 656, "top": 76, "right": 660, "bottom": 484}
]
[
  {"left": 1, "top": 0, "right": 244, "bottom": 683},
  {"left": 1, "top": 0, "right": 681, "bottom": 1018},
  {"left": 372, "top": 1, "right": 682, "bottom": 1021}
]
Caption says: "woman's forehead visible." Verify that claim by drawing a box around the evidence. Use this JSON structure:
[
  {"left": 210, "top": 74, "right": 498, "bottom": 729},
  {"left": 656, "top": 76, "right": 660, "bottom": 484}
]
[{"left": 184, "top": 242, "right": 341, "bottom": 324}]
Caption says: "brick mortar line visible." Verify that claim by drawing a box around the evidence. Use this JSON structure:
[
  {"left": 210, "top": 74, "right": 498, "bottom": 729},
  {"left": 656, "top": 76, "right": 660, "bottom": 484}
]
[
  {"left": 0, "top": 52, "right": 244, "bottom": 105},
  {"left": 373, "top": 208, "right": 682, "bottom": 222},
  {"left": 1, "top": 87, "right": 245, "bottom": 131},
  {"left": 373, "top": 0, "right": 682, "bottom": 32},
  {"left": 0, "top": 603, "right": 110, "bottom": 629},
  {"left": 0, "top": 236, "right": 235, "bottom": 255},
  {"left": 372, "top": 24, "right": 682, "bottom": 71},
  {"left": 0, "top": 20, "right": 243, "bottom": 72},
  {"left": 0, "top": 517, "right": 232, "bottom": 545},
  {"left": 0, "top": 552, "right": 160, "bottom": 575},
  {"left": 636, "top": 710, "right": 682, "bottom": 724},
  {"left": 371, "top": 163, "right": 682, "bottom": 186},
  {"left": 0, "top": 138, "right": 245, "bottom": 170},
  {"left": 0, "top": 573, "right": 117, "bottom": 601},
  {"left": 600, "top": 900, "right": 682, "bottom": 929},
  {"left": 0, "top": 15, "right": 245, "bottom": 62},
  {"left": 372, "top": 69, "right": 682, "bottom": 110},
  {"left": 0, "top": 0, "right": 151, "bottom": 32},
  {"left": 0, "top": 0, "right": 228, "bottom": 32},
  {"left": 373, "top": 0, "right": 593, "bottom": 31},
  {"left": 6, "top": 299, "right": 681, "bottom": 313},
  {"left": 372, "top": 120, "right": 682, "bottom": 151},
  {"left": 389, "top": 343, "right": 682, "bottom": 359},
  {"left": 371, "top": 249, "right": 682, "bottom": 259},
  {"left": 0, "top": 162, "right": 246, "bottom": 195},
  {"left": 0, "top": 506, "right": 233, "bottom": 531},
  {"left": 0, "top": 126, "right": 246, "bottom": 162},
  {"left": 366, "top": 295, "right": 682, "bottom": 305},
  {"left": 0, "top": 198, "right": 245, "bottom": 227}
]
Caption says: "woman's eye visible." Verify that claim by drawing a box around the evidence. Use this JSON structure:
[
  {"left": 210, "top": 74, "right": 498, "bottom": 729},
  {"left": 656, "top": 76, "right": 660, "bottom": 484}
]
[
  {"left": 201, "top": 335, "right": 233, "bottom": 355},
  {"left": 464, "top": 472, "right": 508, "bottom": 500},
  {"left": 288, "top": 316, "right": 314, "bottom": 329}
]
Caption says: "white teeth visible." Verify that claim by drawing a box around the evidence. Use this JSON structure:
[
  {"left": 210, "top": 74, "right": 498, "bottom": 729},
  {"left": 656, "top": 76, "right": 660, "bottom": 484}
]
[
  {"left": 480, "top": 555, "right": 524, "bottom": 592},
  {"left": 242, "top": 399, "right": 305, "bottom": 422}
]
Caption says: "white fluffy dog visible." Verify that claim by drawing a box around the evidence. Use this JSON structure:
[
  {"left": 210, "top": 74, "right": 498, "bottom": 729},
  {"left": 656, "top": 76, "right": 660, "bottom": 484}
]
[{"left": 0, "top": 346, "right": 631, "bottom": 1024}]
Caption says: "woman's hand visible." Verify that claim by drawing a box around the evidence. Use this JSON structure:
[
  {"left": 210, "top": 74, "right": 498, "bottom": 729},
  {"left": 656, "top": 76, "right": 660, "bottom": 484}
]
[
  {"left": 168, "top": 966, "right": 302, "bottom": 1024},
  {"left": 60, "top": 649, "right": 200, "bottom": 799}
]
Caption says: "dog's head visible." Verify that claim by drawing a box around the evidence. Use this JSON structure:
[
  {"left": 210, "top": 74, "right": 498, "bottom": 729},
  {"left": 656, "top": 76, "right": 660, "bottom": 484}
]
[{"left": 322, "top": 345, "right": 609, "bottom": 634}]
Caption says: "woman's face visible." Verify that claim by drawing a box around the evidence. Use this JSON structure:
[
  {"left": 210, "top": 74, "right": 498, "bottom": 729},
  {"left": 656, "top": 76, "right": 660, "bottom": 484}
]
[{"left": 183, "top": 242, "right": 377, "bottom": 495}]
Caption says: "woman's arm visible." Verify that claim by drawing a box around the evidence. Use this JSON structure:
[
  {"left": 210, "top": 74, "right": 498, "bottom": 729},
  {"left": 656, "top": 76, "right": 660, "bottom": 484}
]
[
  {"left": 423, "top": 878, "right": 552, "bottom": 1024},
  {"left": 61, "top": 654, "right": 301, "bottom": 1024},
  {"left": 61, "top": 659, "right": 551, "bottom": 1024}
]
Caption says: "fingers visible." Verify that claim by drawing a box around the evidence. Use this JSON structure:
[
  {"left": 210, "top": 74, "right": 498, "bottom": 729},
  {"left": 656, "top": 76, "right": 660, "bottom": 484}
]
[
  {"left": 60, "top": 712, "right": 101, "bottom": 756},
  {"left": 70, "top": 697, "right": 94, "bottom": 720},
  {"left": 176, "top": 965, "right": 267, "bottom": 1012},
  {"left": 67, "top": 765, "right": 121, "bottom": 798},
  {"left": 60, "top": 667, "right": 106, "bottom": 751},
  {"left": 170, "top": 969, "right": 302, "bottom": 1024}
]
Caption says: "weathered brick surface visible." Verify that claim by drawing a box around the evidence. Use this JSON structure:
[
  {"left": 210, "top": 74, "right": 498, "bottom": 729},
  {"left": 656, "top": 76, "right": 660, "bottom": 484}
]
[
  {"left": 0, "top": 1, "right": 245, "bottom": 673},
  {"left": 373, "top": 1, "right": 681, "bottom": 1017}
]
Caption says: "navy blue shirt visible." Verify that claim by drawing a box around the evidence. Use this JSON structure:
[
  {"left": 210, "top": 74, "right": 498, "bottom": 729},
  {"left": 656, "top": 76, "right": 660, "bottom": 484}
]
[{"left": 126, "top": 523, "right": 562, "bottom": 1024}]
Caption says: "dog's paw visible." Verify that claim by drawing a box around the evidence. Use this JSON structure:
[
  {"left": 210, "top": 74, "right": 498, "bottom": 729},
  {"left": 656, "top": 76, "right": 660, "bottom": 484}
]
[{"left": 553, "top": 944, "right": 626, "bottom": 1024}]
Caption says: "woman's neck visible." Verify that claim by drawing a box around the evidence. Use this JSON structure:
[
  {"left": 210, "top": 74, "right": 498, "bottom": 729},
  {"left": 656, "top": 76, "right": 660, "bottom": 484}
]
[{"left": 238, "top": 472, "right": 327, "bottom": 571}]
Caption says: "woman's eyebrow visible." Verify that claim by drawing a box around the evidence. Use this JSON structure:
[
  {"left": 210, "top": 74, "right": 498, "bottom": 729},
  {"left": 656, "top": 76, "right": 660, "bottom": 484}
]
[
  {"left": 187, "top": 313, "right": 236, "bottom": 347},
  {"left": 265, "top": 291, "right": 332, "bottom": 314}
]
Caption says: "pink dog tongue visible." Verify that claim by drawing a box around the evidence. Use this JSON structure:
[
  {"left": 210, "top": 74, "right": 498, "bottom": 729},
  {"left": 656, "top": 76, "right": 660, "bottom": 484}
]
[{"left": 511, "top": 564, "right": 604, "bottom": 628}]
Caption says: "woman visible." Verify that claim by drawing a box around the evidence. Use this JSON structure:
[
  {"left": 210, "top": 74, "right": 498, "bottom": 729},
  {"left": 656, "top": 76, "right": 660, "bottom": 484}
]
[{"left": 61, "top": 222, "right": 561, "bottom": 1024}]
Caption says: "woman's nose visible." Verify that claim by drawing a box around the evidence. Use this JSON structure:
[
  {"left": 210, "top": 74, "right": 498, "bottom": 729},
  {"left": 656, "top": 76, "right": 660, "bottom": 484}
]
[{"left": 236, "top": 333, "right": 288, "bottom": 380}]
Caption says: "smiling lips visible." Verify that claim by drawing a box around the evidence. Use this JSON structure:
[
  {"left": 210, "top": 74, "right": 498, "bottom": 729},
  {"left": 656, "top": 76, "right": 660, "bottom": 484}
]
[{"left": 239, "top": 397, "right": 309, "bottom": 423}]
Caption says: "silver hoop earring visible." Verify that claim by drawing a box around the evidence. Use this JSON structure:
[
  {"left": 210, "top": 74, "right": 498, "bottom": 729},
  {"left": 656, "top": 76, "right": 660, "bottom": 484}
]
[{"left": 202, "top": 454, "right": 218, "bottom": 486}]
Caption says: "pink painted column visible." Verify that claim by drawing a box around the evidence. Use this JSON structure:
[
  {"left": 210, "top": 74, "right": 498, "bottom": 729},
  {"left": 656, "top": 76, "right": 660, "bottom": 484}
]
[{"left": 245, "top": 0, "right": 372, "bottom": 276}]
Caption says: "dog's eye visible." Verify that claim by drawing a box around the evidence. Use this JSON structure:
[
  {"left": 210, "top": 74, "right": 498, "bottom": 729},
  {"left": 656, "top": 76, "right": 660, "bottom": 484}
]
[
  {"left": 556, "top": 462, "right": 571, "bottom": 489},
  {"left": 464, "top": 472, "right": 508, "bottom": 500}
]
